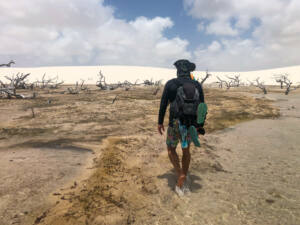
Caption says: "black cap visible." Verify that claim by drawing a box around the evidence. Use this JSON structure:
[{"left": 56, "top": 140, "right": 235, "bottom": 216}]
[{"left": 173, "top": 59, "right": 196, "bottom": 72}]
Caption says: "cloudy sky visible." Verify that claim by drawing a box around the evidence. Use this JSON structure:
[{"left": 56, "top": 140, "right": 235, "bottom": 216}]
[{"left": 0, "top": 0, "right": 299, "bottom": 71}]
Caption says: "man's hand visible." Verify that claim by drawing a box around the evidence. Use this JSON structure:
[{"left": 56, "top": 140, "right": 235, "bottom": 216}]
[
  {"left": 197, "top": 126, "right": 205, "bottom": 135},
  {"left": 158, "top": 124, "right": 165, "bottom": 135}
]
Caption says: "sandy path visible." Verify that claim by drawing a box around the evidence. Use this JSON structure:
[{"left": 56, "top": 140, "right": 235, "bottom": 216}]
[
  {"left": 38, "top": 92, "right": 299, "bottom": 225},
  {"left": 0, "top": 144, "right": 95, "bottom": 225},
  {"left": 1, "top": 92, "right": 299, "bottom": 225},
  {"left": 119, "top": 92, "right": 299, "bottom": 225},
  {"left": 155, "top": 93, "right": 300, "bottom": 225}
]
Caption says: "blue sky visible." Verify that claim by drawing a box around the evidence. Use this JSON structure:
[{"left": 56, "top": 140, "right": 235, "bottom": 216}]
[
  {"left": 0, "top": 0, "right": 300, "bottom": 71},
  {"left": 106, "top": 0, "right": 213, "bottom": 51},
  {"left": 106, "top": 0, "right": 261, "bottom": 52}
]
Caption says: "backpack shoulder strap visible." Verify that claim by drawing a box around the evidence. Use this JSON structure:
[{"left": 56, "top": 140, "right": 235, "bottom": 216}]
[
  {"left": 174, "top": 78, "right": 182, "bottom": 88},
  {"left": 194, "top": 88, "right": 199, "bottom": 100}
]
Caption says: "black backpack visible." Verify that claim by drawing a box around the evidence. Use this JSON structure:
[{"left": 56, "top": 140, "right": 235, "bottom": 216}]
[{"left": 170, "top": 80, "right": 200, "bottom": 127}]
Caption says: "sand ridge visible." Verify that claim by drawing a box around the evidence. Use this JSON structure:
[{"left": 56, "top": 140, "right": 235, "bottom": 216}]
[{"left": 1, "top": 65, "right": 300, "bottom": 85}]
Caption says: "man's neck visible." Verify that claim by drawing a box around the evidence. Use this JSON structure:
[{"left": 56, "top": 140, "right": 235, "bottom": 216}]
[{"left": 177, "top": 71, "right": 190, "bottom": 78}]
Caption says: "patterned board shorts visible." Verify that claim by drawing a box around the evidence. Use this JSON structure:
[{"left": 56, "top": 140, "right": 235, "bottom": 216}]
[{"left": 166, "top": 119, "right": 191, "bottom": 148}]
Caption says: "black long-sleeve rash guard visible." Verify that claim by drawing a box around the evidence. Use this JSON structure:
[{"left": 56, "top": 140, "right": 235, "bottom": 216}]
[{"left": 158, "top": 77, "right": 205, "bottom": 126}]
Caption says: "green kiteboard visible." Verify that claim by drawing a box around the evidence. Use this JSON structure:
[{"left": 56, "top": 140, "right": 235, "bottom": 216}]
[
  {"left": 189, "top": 125, "right": 200, "bottom": 147},
  {"left": 197, "top": 102, "right": 208, "bottom": 125},
  {"left": 188, "top": 102, "right": 208, "bottom": 147}
]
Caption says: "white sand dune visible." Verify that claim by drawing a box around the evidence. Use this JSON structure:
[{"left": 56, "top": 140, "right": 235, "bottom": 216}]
[{"left": 0, "top": 65, "right": 300, "bottom": 85}]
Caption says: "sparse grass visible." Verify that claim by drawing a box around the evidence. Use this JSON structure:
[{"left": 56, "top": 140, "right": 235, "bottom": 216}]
[
  {"left": 0, "top": 127, "right": 55, "bottom": 138},
  {"left": 0, "top": 85, "right": 280, "bottom": 147},
  {"left": 203, "top": 88, "right": 280, "bottom": 132}
]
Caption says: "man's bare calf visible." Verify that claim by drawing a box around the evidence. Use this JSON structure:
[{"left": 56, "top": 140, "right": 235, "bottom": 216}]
[{"left": 167, "top": 145, "right": 191, "bottom": 188}]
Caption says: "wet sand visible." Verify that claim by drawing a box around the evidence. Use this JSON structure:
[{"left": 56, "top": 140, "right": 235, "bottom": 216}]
[
  {"left": 112, "top": 92, "right": 300, "bottom": 225},
  {"left": 182, "top": 93, "right": 300, "bottom": 224},
  {"left": 0, "top": 146, "right": 95, "bottom": 225}
]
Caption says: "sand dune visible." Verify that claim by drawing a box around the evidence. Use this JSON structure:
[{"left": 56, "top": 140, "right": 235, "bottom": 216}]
[{"left": 1, "top": 65, "right": 300, "bottom": 85}]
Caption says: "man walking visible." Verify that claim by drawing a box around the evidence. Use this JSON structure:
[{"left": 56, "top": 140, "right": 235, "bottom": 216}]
[{"left": 158, "top": 59, "right": 205, "bottom": 194}]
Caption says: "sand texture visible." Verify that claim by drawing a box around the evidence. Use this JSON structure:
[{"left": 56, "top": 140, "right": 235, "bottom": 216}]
[{"left": 0, "top": 85, "right": 299, "bottom": 225}]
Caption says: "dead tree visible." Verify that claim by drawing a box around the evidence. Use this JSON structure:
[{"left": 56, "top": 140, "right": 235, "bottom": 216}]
[
  {"left": 216, "top": 78, "right": 223, "bottom": 88},
  {"left": 120, "top": 78, "right": 161, "bottom": 87},
  {"left": 283, "top": 77, "right": 293, "bottom": 95},
  {"left": 36, "top": 74, "right": 63, "bottom": 89},
  {"left": 226, "top": 74, "right": 241, "bottom": 87},
  {"left": 67, "top": 82, "right": 80, "bottom": 94},
  {"left": 0, "top": 73, "right": 37, "bottom": 99},
  {"left": 4, "top": 73, "right": 31, "bottom": 90},
  {"left": 274, "top": 74, "right": 290, "bottom": 89},
  {"left": 96, "top": 70, "right": 158, "bottom": 91},
  {"left": 200, "top": 70, "right": 212, "bottom": 85},
  {"left": 216, "top": 76, "right": 233, "bottom": 90},
  {"left": 0, "top": 60, "right": 15, "bottom": 67},
  {"left": 96, "top": 69, "right": 163, "bottom": 91},
  {"left": 122, "top": 80, "right": 133, "bottom": 91},
  {"left": 40, "top": 74, "right": 50, "bottom": 88},
  {"left": 143, "top": 79, "right": 154, "bottom": 86},
  {"left": 0, "top": 86, "right": 36, "bottom": 99},
  {"left": 67, "top": 79, "right": 90, "bottom": 94},
  {"left": 0, "top": 87, "right": 24, "bottom": 99},
  {"left": 274, "top": 74, "right": 300, "bottom": 95},
  {"left": 275, "top": 77, "right": 284, "bottom": 89},
  {"left": 254, "top": 77, "right": 267, "bottom": 94},
  {"left": 96, "top": 70, "right": 119, "bottom": 90},
  {"left": 79, "top": 79, "right": 89, "bottom": 91},
  {"left": 140, "top": 78, "right": 162, "bottom": 87},
  {"left": 96, "top": 70, "right": 108, "bottom": 90},
  {"left": 49, "top": 77, "right": 64, "bottom": 89}
]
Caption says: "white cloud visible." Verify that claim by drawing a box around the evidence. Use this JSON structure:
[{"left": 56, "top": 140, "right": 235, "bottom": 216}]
[
  {"left": 207, "top": 41, "right": 222, "bottom": 52},
  {"left": 184, "top": 0, "right": 300, "bottom": 71},
  {"left": 0, "top": 0, "right": 190, "bottom": 67},
  {"left": 1, "top": 0, "right": 300, "bottom": 71},
  {"left": 206, "top": 20, "right": 239, "bottom": 36}
]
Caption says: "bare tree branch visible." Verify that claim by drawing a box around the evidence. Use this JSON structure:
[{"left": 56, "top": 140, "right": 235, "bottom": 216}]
[
  {"left": 0, "top": 87, "right": 32, "bottom": 99},
  {"left": 4, "top": 73, "right": 31, "bottom": 90},
  {"left": 216, "top": 76, "right": 223, "bottom": 88},
  {"left": 282, "top": 76, "right": 293, "bottom": 95},
  {"left": 0, "top": 60, "right": 15, "bottom": 67},
  {"left": 96, "top": 69, "right": 162, "bottom": 91},
  {"left": 112, "top": 95, "right": 118, "bottom": 104},
  {"left": 254, "top": 77, "right": 267, "bottom": 94},
  {"left": 200, "top": 70, "right": 212, "bottom": 85},
  {"left": 216, "top": 76, "right": 233, "bottom": 89},
  {"left": 96, "top": 70, "right": 108, "bottom": 90},
  {"left": 0, "top": 73, "right": 36, "bottom": 99},
  {"left": 35, "top": 74, "right": 63, "bottom": 89},
  {"left": 143, "top": 79, "right": 154, "bottom": 86},
  {"left": 274, "top": 73, "right": 290, "bottom": 89},
  {"left": 226, "top": 74, "right": 241, "bottom": 87},
  {"left": 152, "top": 87, "right": 160, "bottom": 95}
]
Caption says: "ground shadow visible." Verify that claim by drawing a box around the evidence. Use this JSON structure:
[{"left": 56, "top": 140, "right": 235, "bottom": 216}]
[
  {"left": 7, "top": 138, "right": 93, "bottom": 152},
  {"left": 157, "top": 169, "right": 203, "bottom": 192}
]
